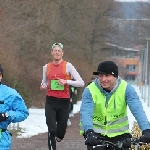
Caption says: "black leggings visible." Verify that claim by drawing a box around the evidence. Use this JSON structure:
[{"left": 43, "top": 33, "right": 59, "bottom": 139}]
[
  {"left": 69, "top": 102, "right": 73, "bottom": 113},
  {"left": 45, "top": 96, "right": 70, "bottom": 150}
]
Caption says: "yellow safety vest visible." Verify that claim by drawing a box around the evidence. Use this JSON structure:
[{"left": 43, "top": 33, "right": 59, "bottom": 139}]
[{"left": 80, "top": 80, "right": 130, "bottom": 137}]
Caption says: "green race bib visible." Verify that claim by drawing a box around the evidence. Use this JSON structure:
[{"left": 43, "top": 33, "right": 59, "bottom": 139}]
[{"left": 51, "top": 80, "right": 64, "bottom": 90}]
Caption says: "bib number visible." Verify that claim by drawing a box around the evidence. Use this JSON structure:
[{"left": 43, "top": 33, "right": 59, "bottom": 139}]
[{"left": 51, "top": 80, "right": 64, "bottom": 90}]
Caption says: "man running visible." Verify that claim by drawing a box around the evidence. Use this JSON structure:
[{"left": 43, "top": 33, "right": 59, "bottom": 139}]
[{"left": 40, "top": 42, "right": 84, "bottom": 150}]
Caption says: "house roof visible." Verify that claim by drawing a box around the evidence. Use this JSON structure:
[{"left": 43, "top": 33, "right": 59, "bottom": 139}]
[{"left": 106, "top": 42, "right": 139, "bottom": 51}]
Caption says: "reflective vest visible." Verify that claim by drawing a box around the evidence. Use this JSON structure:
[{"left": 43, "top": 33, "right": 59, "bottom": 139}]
[
  {"left": 46, "top": 61, "right": 71, "bottom": 98},
  {"left": 80, "top": 80, "right": 130, "bottom": 137}
]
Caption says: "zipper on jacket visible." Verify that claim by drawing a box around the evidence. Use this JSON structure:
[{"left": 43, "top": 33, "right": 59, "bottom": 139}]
[
  {"left": 104, "top": 108, "right": 108, "bottom": 135},
  {"left": 104, "top": 102, "right": 108, "bottom": 125},
  {"left": 104, "top": 116, "right": 107, "bottom": 125}
]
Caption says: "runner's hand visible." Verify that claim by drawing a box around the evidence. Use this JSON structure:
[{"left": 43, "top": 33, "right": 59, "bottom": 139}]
[
  {"left": 57, "top": 77, "right": 67, "bottom": 85},
  {"left": 74, "top": 89, "right": 77, "bottom": 95},
  {"left": 40, "top": 84, "right": 47, "bottom": 90}
]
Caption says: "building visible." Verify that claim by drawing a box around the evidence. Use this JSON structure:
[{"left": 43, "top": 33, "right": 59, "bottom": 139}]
[
  {"left": 107, "top": 1, "right": 150, "bottom": 83},
  {"left": 106, "top": 43, "right": 141, "bottom": 83}
]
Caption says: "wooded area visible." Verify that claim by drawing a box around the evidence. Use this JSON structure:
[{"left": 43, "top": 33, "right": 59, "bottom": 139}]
[{"left": 0, "top": 0, "right": 149, "bottom": 107}]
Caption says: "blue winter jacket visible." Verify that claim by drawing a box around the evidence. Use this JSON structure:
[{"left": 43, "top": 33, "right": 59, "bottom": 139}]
[
  {"left": 0, "top": 84, "right": 29, "bottom": 149},
  {"left": 80, "top": 77, "right": 150, "bottom": 133}
]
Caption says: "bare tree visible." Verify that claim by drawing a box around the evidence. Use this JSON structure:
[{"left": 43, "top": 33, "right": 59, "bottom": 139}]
[
  {"left": 53, "top": 0, "right": 122, "bottom": 65},
  {"left": 0, "top": 0, "right": 124, "bottom": 107}
]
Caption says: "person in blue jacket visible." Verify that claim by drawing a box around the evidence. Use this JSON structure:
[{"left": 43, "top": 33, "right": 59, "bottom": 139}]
[
  {"left": 80, "top": 61, "right": 150, "bottom": 150},
  {"left": 0, "top": 64, "right": 29, "bottom": 150}
]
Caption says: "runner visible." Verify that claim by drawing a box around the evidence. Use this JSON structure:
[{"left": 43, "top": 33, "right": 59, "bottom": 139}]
[
  {"left": 0, "top": 64, "right": 29, "bottom": 149},
  {"left": 40, "top": 42, "right": 84, "bottom": 150}
]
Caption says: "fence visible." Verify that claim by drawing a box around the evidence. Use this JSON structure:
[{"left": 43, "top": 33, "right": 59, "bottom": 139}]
[{"left": 139, "top": 85, "right": 150, "bottom": 107}]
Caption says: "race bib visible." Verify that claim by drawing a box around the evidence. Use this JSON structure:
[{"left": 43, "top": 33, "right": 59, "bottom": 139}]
[{"left": 51, "top": 80, "right": 64, "bottom": 90}]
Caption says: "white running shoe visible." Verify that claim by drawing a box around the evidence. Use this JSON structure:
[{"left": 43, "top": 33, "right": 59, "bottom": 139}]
[
  {"left": 67, "top": 119, "right": 71, "bottom": 126},
  {"left": 69, "top": 112, "right": 74, "bottom": 117}
]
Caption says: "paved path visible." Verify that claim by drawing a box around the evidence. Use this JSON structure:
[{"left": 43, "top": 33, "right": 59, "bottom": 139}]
[{"left": 11, "top": 113, "right": 87, "bottom": 150}]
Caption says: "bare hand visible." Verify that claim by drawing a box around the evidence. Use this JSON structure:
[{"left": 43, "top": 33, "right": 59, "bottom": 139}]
[
  {"left": 57, "top": 77, "right": 67, "bottom": 85},
  {"left": 74, "top": 89, "right": 77, "bottom": 95},
  {"left": 40, "top": 84, "right": 47, "bottom": 90}
]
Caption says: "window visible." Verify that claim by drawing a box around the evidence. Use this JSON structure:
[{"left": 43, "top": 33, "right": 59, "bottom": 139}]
[
  {"left": 126, "top": 65, "right": 136, "bottom": 72},
  {"left": 126, "top": 53, "right": 136, "bottom": 58},
  {"left": 125, "top": 75, "right": 135, "bottom": 81}
]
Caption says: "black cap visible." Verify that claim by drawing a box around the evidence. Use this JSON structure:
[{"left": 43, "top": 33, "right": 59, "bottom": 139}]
[
  {"left": 93, "top": 61, "right": 118, "bottom": 77},
  {"left": 0, "top": 64, "right": 3, "bottom": 77}
]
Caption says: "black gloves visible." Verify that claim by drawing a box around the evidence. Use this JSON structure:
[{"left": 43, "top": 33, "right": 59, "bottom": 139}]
[
  {"left": 85, "top": 129, "right": 101, "bottom": 146},
  {"left": 0, "top": 113, "right": 8, "bottom": 122},
  {"left": 140, "top": 129, "right": 150, "bottom": 143}
]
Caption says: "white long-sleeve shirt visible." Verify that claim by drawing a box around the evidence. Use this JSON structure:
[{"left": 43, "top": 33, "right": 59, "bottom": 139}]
[{"left": 41, "top": 62, "right": 85, "bottom": 87}]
